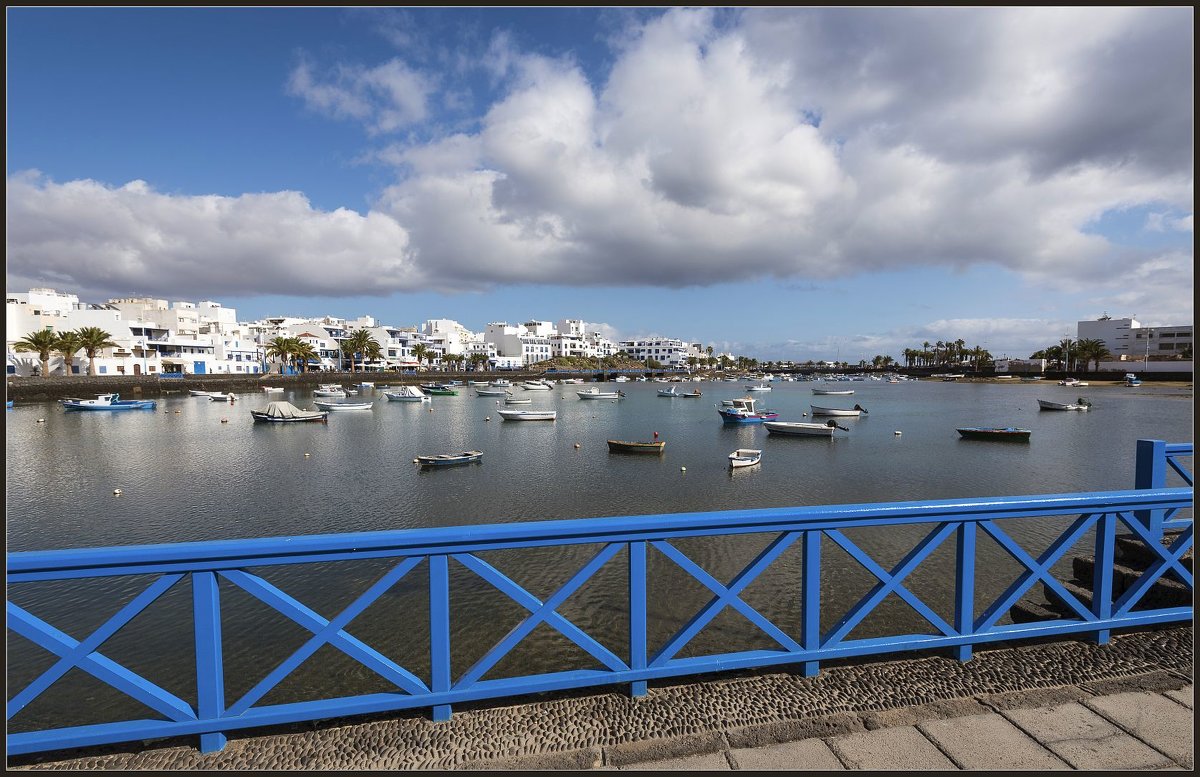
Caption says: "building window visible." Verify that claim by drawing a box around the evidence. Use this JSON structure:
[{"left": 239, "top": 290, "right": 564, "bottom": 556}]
[{"left": 99, "top": 366, "right": 107, "bottom": 374}]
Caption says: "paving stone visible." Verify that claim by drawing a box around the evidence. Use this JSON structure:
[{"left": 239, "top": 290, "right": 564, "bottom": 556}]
[
  {"left": 618, "top": 751, "right": 730, "bottom": 770},
  {"left": 827, "top": 726, "right": 957, "bottom": 771},
  {"left": 1084, "top": 691, "right": 1195, "bottom": 769},
  {"left": 604, "top": 732, "right": 725, "bottom": 768},
  {"left": 1002, "top": 702, "right": 1173, "bottom": 769},
  {"left": 918, "top": 712, "right": 1070, "bottom": 770},
  {"left": 728, "top": 738, "right": 845, "bottom": 771},
  {"left": 1163, "top": 685, "right": 1193, "bottom": 710}
]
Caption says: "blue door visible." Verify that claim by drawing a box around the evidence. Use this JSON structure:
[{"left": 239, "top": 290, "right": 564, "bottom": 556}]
[{"left": 193, "top": 361, "right": 206, "bottom": 374}]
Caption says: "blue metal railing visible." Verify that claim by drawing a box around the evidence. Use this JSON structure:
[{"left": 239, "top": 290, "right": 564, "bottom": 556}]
[{"left": 6, "top": 442, "right": 1192, "bottom": 757}]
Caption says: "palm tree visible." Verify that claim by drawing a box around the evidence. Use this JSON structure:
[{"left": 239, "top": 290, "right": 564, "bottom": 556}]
[
  {"left": 14, "top": 328, "right": 58, "bottom": 377},
  {"left": 265, "top": 336, "right": 295, "bottom": 374},
  {"left": 346, "top": 329, "right": 381, "bottom": 372},
  {"left": 468, "top": 352, "right": 489, "bottom": 372},
  {"left": 1074, "top": 338, "right": 1111, "bottom": 371},
  {"left": 292, "top": 341, "right": 318, "bottom": 373},
  {"left": 54, "top": 330, "right": 85, "bottom": 375},
  {"left": 1059, "top": 338, "right": 1075, "bottom": 372},
  {"left": 410, "top": 343, "right": 430, "bottom": 371},
  {"left": 75, "top": 327, "right": 119, "bottom": 376}
]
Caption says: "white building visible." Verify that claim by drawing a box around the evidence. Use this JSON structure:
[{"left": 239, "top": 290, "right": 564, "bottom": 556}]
[
  {"left": 618, "top": 336, "right": 693, "bottom": 367},
  {"left": 484, "top": 322, "right": 552, "bottom": 367},
  {"left": 1077, "top": 315, "right": 1193, "bottom": 364}
]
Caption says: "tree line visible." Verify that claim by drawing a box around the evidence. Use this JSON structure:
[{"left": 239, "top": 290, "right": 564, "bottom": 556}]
[{"left": 13, "top": 327, "right": 119, "bottom": 376}]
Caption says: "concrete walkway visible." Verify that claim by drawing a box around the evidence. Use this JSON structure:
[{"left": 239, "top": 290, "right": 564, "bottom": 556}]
[
  {"left": 604, "top": 681, "right": 1193, "bottom": 771},
  {"left": 8, "top": 626, "right": 1192, "bottom": 771}
]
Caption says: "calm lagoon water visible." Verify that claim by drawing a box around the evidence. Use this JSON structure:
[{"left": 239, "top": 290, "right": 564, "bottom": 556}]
[{"left": 5, "top": 378, "right": 1192, "bottom": 731}]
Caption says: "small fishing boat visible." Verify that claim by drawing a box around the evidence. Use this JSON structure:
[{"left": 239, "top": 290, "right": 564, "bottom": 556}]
[
  {"left": 497, "top": 409, "right": 557, "bottom": 421},
  {"left": 313, "top": 384, "right": 347, "bottom": 397},
  {"left": 383, "top": 385, "right": 430, "bottom": 402},
  {"left": 607, "top": 439, "right": 666, "bottom": 454},
  {"left": 61, "top": 393, "right": 157, "bottom": 411},
  {"left": 261, "top": 386, "right": 285, "bottom": 393},
  {"left": 416, "top": 450, "right": 483, "bottom": 467},
  {"left": 811, "top": 388, "right": 854, "bottom": 395},
  {"left": 1037, "top": 398, "right": 1091, "bottom": 411},
  {"left": 207, "top": 393, "right": 236, "bottom": 403},
  {"left": 956, "top": 427, "right": 1031, "bottom": 441},
  {"left": 577, "top": 387, "right": 625, "bottom": 400},
  {"left": 491, "top": 379, "right": 513, "bottom": 388},
  {"left": 522, "top": 380, "right": 553, "bottom": 391},
  {"left": 475, "top": 387, "right": 508, "bottom": 396},
  {"left": 189, "top": 389, "right": 225, "bottom": 398},
  {"left": 763, "top": 420, "right": 848, "bottom": 437},
  {"left": 504, "top": 396, "right": 532, "bottom": 405},
  {"left": 745, "top": 384, "right": 772, "bottom": 392},
  {"left": 1058, "top": 377, "right": 1089, "bottom": 387},
  {"left": 1123, "top": 373, "right": 1142, "bottom": 387},
  {"left": 250, "top": 401, "right": 328, "bottom": 423},
  {"left": 728, "top": 448, "right": 762, "bottom": 468},
  {"left": 809, "top": 403, "right": 868, "bottom": 417},
  {"left": 657, "top": 386, "right": 681, "bottom": 397},
  {"left": 717, "top": 396, "right": 779, "bottom": 424},
  {"left": 420, "top": 383, "right": 458, "bottom": 395},
  {"left": 313, "top": 400, "right": 374, "bottom": 411}
]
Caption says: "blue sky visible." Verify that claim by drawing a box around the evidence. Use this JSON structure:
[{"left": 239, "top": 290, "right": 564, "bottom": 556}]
[{"left": 6, "top": 7, "right": 1193, "bottom": 362}]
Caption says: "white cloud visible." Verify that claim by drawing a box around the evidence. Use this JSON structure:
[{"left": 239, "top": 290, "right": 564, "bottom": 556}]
[
  {"left": 5, "top": 8, "right": 1193, "bottom": 308},
  {"left": 5, "top": 172, "right": 421, "bottom": 300}
]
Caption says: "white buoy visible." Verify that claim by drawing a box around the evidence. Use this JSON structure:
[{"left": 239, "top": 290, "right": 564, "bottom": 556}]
[
  {"left": 574, "top": 443, "right": 581, "bottom": 448},
  {"left": 221, "top": 418, "right": 228, "bottom": 423},
  {"left": 113, "top": 488, "right": 122, "bottom": 496},
  {"left": 37, "top": 418, "right": 45, "bottom": 423},
  {"left": 894, "top": 431, "right": 902, "bottom": 435},
  {"left": 485, "top": 417, "right": 491, "bottom": 421},
  {"left": 304, "top": 453, "right": 311, "bottom": 458},
  {"left": 413, "top": 458, "right": 419, "bottom": 463},
  {"left": 680, "top": 466, "right": 687, "bottom": 472}
]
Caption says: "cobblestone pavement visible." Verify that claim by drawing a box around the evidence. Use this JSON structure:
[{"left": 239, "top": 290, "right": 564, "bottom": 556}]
[{"left": 8, "top": 626, "right": 1192, "bottom": 771}]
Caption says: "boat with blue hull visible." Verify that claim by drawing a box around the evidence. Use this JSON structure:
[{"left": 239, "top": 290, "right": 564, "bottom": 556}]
[
  {"left": 717, "top": 396, "right": 779, "bottom": 424},
  {"left": 60, "top": 393, "right": 157, "bottom": 411}
]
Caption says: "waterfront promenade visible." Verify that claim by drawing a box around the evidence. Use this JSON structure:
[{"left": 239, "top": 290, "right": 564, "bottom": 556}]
[{"left": 10, "top": 624, "right": 1191, "bottom": 770}]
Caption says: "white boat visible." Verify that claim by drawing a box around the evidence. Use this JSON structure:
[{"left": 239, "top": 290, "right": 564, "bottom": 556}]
[
  {"left": 810, "top": 403, "right": 868, "bottom": 417},
  {"left": 261, "top": 386, "right": 285, "bottom": 393},
  {"left": 207, "top": 393, "right": 236, "bottom": 402},
  {"left": 522, "top": 380, "right": 552, "bottom": 391},
  {"left": 1058, "top": 377, "right": 1089, "bottom": 387},
  {"left": 763, "top": 420, "right": 848, "bottom": 437},
  {"left": 61, "top": 393, "right": 157, "bottom": 411},
  {"left": 383, "top": 385, "right": 430, "bottom": 402},
  {"left": 745, "top": 384, "right": 772, "bottom": 392},
  {"left": 561, "top": 378, "right": 584, "bottom": 384},
  {"left": 504, "top": 396, "right": 532, "bottom": 405},
  {"left": 728, "top": 448, "right": 762, "bottom": 468},
  {"left": 313, "top": 384, "right": 347, "bottom": 397},
  {"left": 475, "top": 387, "right": 508, "bottom": 396},
  {"left": 490, "top": 379, "right": 513, "bottom": 387},
  {"left": 313, "top": 400, "right": 374, "bottom": 411},
  {"left": 1037, "top": 398, "right": 1092, "bottom": 411},
  {"left": 1123, "top": 373, "right": 1142, "bottom": 387},
  {"left": 812, "top": 388, "right": 854, "bottom": 395},
  {"left": 614, "top": 376, "right": 630, "bottom": 383},
  {"left": 417, "top": 450, "right": 483, "bottom": 467},
  {"left": 190, "top": 389, "right": 225, "bottom": 398},
  {"left": 577, "top": 387, "right": 625, "bottom": 400},
  {"left": 497, "top": 409, "right": 557, "bottom": 421},
  {"left": 657, "top": 386, "right": 680, "bottom": 397}
]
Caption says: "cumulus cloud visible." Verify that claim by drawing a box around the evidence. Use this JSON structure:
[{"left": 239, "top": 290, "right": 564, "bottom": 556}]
[
  {"left": 5, "top": 172, "right": 422, "bottom": 300},
  {"left": 5, "top": 7, "right": 1193, "bottom": 308}
]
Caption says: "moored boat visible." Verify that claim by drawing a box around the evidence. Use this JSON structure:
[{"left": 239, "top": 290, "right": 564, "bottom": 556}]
[
  {"left": 577, "top": 387, "right": 625, "bottom": 400},
  {"left": 809, "top": 403, "right": 868, "bottom": 417},
  {"left": 607, "top": 439, "right": 666, "bottom": 454},
  {"left": 1123, "top": 373, "right": 1142, "bottom": 387},
  {"left": 497, "top": 409, "right": 557, "bottom": 421},
  {"left": 416, "top": 450, "right": 483, "bottom": 467},
  {"left": 383, "top": 385, "right": 430, "bottom": 402},
  {"left": 313, "top": 384, "right": 347, "bottom": 397},
  {"left": 250, "top": 401, "right": 328, "bottom": 423},
  {"left": 420, "top": 383, "right": 458, "bottom": 395},
  {"left": 763, "top": 420, "right": 848, "bottom": 437},
  {"left": 728, "top": 448, "right": 762, "bottom": 468},
  {"left": 313, "top": 400, "right": 374, "bottom": 411},
  {"left": 504, "top": 396, "right": 532, "bottom": 405},
  {"left": 61, "top": 393, "right": 157, "bottom": 411},
  {"left": 1037, "top": 398, "right": 1091, "bottom": 411},
  {"left": 717, "top": 396, "right": 779, "bottom": 424},
  {"left": 474, "top": 387, "right": 508, "bottom": 396},
  {"left": 956, "top": 427, "right": 1031, "bottom": 441},
  {"left": 811, "top": 388, "right": 854, "bottom": 395}
]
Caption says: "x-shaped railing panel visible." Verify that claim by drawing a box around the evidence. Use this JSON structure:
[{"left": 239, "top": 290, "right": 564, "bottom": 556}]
[
  {"left": 974, "top": 514, "right": 1098, "bottom": 631},
  {"left": 452, "top": 544, "right": 628, "bottom": 690},
  {"left": 1113, "top": 514, "right": 1194, "bottom": 617},
  {"left": 220, "top": 560, "right": 429, "bottom": 717},
  {"left": 650, "top": 532, "right": 802, "bottom": 666},
  {"left": 6, "top": 574, "right": 192, "bottom": 723}
]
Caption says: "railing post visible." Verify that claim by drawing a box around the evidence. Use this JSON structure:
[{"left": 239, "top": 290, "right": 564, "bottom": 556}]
[
  {"left": 192, "top": 571, "right": 227, "bottom": 753},
  {"left": 429, "top": 555, "right": 451, "bottom": 721},
  {"left": 1134, "top": 439, "right": 1167, "bottom": 540},
  {"left": 954, "top": 522, "right": 976, "bottom": 662},
  {"left": 1091, "top": 512, "right": 1116, "bottom": 645},
  {"left": 802, "top": 530, "right": 821, "bottom": 677},
  {"left": 629, "top": 541, "right": 647, "bottom": 697}
]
